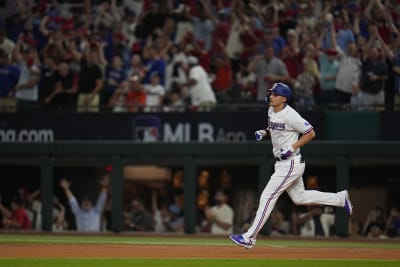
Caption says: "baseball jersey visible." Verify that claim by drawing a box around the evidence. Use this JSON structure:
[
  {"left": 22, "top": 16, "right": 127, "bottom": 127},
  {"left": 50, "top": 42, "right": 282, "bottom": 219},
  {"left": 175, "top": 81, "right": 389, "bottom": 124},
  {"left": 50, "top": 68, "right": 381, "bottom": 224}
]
[{"left": 267, "top": 105, "right": 313, "bottom": 157}]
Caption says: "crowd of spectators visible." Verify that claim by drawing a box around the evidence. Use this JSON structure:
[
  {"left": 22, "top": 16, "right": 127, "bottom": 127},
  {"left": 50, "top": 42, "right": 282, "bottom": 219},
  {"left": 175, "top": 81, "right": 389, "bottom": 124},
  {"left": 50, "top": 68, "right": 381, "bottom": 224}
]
[
  {"left": 347, "top": 205, "right": 400, "bottom": 238},
  {"left": 1, "top": 0, "right": 400, "bottom": 112},
  {"left": 1, "top": 182, "right": 399, "bottom": 239},
  {"left": 0, "top": 186, "right": 67, "bottom": 231},
  {"left": 235, "top": 203, "right": 400, "bottom": 239},
  {"left": 0, "top": 173, "right": 399, "bottom": 239}
]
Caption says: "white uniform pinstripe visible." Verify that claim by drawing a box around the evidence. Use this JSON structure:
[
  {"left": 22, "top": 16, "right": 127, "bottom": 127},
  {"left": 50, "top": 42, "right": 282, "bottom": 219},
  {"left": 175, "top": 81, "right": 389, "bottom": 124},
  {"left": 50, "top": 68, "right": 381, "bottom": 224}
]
[{"left": 243, "top": 105, "right": 346, "bottom": 240}]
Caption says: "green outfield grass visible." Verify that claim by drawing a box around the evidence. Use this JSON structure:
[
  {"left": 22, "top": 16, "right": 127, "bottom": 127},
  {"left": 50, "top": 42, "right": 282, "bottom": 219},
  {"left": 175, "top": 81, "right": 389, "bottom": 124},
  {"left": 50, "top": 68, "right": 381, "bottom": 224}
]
[
  {"left": 0, "top": 258, "right": 400, "bottom": 267},
  {"left": 0, "top": 234, "right": 400, "bottom": 249}
]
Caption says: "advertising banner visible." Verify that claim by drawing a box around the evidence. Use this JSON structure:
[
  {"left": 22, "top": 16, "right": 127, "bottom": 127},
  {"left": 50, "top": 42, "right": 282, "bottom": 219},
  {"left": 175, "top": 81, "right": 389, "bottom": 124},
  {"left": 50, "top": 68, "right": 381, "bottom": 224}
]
[{"left": 0, "top": 111, "right": 324, "bottom": 142}]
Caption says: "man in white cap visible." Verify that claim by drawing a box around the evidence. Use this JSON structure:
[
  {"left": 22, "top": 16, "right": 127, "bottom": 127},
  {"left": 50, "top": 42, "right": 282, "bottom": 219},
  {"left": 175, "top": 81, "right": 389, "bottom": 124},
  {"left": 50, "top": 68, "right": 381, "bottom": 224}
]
[{"left": 183, "top": 56, "right": 216, "bottom": 111}]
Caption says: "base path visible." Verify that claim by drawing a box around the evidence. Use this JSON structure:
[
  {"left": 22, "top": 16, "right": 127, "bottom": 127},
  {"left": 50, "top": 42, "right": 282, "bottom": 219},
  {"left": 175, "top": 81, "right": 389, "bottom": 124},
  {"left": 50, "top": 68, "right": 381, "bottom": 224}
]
[{"left": 1, "top": 244, "right": 399, "bottom": 259}]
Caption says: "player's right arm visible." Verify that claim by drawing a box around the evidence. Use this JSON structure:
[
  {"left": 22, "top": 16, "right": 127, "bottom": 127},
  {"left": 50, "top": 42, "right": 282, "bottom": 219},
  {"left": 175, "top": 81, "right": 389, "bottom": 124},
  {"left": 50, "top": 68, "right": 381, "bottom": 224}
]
[
  {"left": 255, "top": 129, "right": 269, "bottom": 141},
  {"left": 255, "top": 110, "right": 270, "bottom": 141}
]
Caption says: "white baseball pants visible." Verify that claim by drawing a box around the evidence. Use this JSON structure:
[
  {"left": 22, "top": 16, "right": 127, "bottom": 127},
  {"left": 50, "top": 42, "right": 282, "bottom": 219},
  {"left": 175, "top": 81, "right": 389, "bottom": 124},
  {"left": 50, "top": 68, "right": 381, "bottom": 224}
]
[{"left": 244, "top": 155, "right": 346, "bottom": 239}]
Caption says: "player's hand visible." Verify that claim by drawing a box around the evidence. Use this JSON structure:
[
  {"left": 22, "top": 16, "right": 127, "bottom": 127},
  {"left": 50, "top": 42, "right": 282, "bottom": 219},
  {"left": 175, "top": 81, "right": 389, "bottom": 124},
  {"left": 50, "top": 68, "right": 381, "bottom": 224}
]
[
  {"left": 279, "top": 146, "right": 295, "bottom": 160},
  {"left": 255, "top": 130, "right": 267, "bottom": 141}
]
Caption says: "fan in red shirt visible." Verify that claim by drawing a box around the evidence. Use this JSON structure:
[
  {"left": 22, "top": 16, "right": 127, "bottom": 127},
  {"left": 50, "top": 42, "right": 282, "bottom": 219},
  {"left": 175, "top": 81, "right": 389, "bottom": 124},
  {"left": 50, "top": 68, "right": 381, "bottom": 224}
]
[
  {"left": 239, "top": 17, "right": 264, "bottom": 60},
  {"left": 280, "top": 45, "right": 301, "bottom": 85},
  {"left": 214, "top": 39, "right": 233, "bottom": 91},
  {"left": 210, "top": 11, "right": 231, "bottom": 55},
  {"left": 192, "top": 39, "right": 212, "bottom": 73},
  {"left": 108, "top": 74, "right": 147, "bottom": 112},
  {"left": 212, "top": 51, "right": 233, "bottom": 95},
  {"left": 0, "top": 196, "right": 31, "bottom": 230},
  {"left": 125, "top": 75, "right": 147, "bottom": 112}
]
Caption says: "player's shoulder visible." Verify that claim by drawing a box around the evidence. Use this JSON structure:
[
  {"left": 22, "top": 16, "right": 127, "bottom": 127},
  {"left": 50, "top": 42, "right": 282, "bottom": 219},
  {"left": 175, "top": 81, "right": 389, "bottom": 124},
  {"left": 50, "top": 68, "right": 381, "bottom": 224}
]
[
  {"left": 268, "top": 105, "right": 296, "bottom": 116},
  {"left": 282, "top": 104, "right": 299, "bottom": 115},
  {"left": 282, "top": 105, "right": 306, "bottom": 122}
]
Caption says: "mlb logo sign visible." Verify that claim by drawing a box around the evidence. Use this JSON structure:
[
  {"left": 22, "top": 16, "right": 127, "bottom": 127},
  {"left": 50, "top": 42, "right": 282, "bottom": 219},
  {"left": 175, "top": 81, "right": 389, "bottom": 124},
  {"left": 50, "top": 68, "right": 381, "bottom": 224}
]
[
  {"left": 131, "top": 115, "right": 162, "bottom": 142},
  {"left": 133, "top": 127, "right": 159, "bottom": 142}
]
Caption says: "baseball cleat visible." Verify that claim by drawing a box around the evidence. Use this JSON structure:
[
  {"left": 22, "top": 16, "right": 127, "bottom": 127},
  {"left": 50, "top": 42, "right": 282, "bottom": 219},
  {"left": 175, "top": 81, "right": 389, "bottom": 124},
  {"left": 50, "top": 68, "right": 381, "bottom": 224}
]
[
  {"left": 344, "top": 190, "right": 353, "bottom": 216},
  {"left": 229, "top": 235, "right": 255, "bottom": 249}
]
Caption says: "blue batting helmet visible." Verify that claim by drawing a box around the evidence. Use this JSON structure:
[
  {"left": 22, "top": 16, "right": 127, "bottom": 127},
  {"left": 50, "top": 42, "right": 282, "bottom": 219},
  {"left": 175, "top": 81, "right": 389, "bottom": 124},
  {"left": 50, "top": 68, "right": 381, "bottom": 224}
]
[{"left": 269, "top": 82, "right": 291, "bottom": 101}]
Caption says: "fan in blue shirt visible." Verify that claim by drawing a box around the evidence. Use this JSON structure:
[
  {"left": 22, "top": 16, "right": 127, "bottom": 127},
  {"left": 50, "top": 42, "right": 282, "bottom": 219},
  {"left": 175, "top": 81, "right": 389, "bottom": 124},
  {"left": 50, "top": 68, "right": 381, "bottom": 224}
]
[{"left": 0, "top": 49, "right": 20, "bottom": 98}]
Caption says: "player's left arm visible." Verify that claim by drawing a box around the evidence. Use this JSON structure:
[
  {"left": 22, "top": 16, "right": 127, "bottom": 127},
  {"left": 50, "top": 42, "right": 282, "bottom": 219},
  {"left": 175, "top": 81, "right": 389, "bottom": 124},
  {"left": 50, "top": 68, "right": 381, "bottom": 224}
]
[
  {"left": 281, "top": 130, "right": 315, "bottom": 159},
  {"left": 292, "top": 128, "right": 316, "bottom": 150}
]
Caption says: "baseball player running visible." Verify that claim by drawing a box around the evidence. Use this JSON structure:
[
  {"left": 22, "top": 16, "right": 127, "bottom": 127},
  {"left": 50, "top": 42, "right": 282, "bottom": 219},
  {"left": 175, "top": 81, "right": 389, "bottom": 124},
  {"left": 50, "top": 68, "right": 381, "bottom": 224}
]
[{"left": 230, "top": 83, "right": 353, "bottom": 249}]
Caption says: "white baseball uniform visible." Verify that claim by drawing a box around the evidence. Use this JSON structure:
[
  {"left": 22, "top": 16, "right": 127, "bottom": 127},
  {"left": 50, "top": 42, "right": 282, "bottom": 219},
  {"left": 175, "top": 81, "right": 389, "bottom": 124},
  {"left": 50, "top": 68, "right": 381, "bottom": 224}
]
[{"left": 243, "top": 104, "right": 347, "bottom": 241}]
